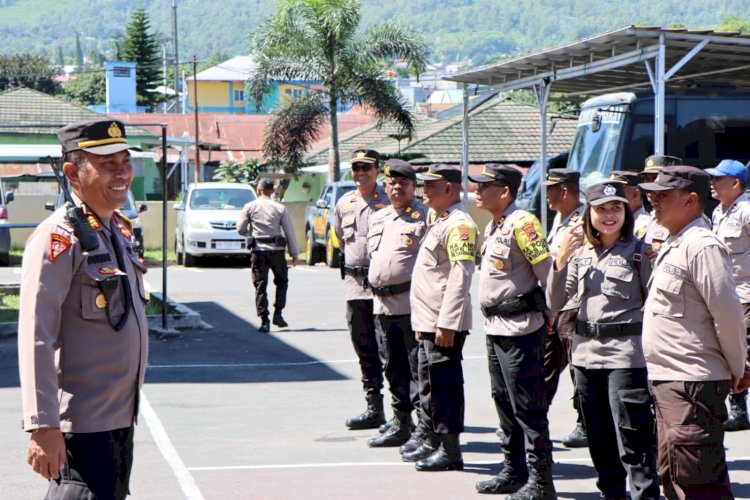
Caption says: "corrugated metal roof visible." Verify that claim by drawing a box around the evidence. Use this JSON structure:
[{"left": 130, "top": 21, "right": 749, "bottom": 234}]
[
  {"left": 447, "top": 25, "right": 750, "bottom": 95},
  {"left": 193, "top": 56, "right": 256, "bottom": 81}
]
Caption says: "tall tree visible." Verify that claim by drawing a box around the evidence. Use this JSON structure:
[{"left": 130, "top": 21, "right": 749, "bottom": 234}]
[
  {"left": 75, "top": 32, "right": 84, "bottom": 70},
  {"left": 249, "top": 0, "right": 427, "bottom": 181},
  {"left": 61, "top": 71, "right": 106, "bottom": 106},
  {"left": 56, "top": 46, "right": 64, "bottom": 67},
  {"left": 121, "top": 8, "right": 162, "bottom": 108},
  {"left": 0, "top": 54, "right": 60, "bottom": 94}
]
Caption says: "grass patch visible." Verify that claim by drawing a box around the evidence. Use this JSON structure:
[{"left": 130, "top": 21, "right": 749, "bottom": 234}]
[
  {"left": 144, "top": 248, "right": 177, "bottom": 261},
  {"left": 0, "top": 294, "right": 20, "bottom": 322}
]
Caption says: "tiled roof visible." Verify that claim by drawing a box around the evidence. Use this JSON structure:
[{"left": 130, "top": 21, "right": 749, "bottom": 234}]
[
  {"left": 0, "top": 87, "right": 155, "bottom": 137},
  {"left": 306, "top": 97, "right": 577, "bottom": 166}
]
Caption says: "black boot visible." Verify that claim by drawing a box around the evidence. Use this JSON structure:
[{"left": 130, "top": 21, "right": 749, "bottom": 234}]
[
  {"left": 402, "top": 431, "right": 439, "bottom": 462},
  {"left": 506, "top": 453, "right": 556, "bottom": 500},
  {"left": 725, "top": 393, "right": 750, "bottom": 431},
  {"left": 272, "top": 312, "right": 288, "bottom": 327},
  {"left": 415, "top": 433, "right": 464, "bottom": 471},
  {"left": 258, "top": 317, "right": 270, "bottom": 333},
  {"left": 345, "top": 393, "right": 385, "bottom": 430},
  {"left": 561, "top": 421, "right": 587, "bottom": 448},
  {"left": 368, "top": 411, "right": 412, "bottom": 447},
  {"left": 476, "top": 455, "right": 528, "bottom": 494},
  {"left": 400, "top": 424, "right": 428, "bottom": 455},
  {"left": 378, "top": 417, "right": 394, "bottom": 434}
]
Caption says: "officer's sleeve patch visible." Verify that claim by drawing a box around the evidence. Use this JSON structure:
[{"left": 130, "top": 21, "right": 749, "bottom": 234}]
[
  {"left": 514, "top": 217, "right": 550, "bottom": 265},
  {"left": 445, "top": 221, "right": 477, "bottom": 262},
  {"left": 49, "top": 233, "right": 72, "bottom": 262}
]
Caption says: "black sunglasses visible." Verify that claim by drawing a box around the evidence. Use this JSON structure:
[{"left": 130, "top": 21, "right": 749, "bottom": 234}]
[{"left": 351, "top": 164, "right": 374, "bottom": 172}]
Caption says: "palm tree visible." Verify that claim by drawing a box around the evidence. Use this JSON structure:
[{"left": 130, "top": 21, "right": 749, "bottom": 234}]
[{"left": 249, "top": 0, "right": 428, "bottom": 182}]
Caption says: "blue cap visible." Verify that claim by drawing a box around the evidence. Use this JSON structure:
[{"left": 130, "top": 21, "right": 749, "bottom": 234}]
[{"left": 706, "top": 159, "right": 748, "bottom": 182}]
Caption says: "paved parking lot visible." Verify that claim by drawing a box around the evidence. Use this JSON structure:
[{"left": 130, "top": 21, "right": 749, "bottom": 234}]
[{"left": 1, "top": 262, "right": 750, "bottom": 499}]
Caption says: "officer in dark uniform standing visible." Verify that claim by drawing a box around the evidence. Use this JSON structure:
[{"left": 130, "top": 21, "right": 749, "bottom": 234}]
[
  {"left": 366, "top": 160, "right": 428, "bottom": 448},
  {"left": 542, "top": 168, "right": 587, "bottom": 448},
  {"left": 18, "top": 120, "right": 149, "bottom": 499},
  {"left": 237, "top": 178, "right": 299, "bottom": 333},
  {"left": 471, "top": 164, "right": 556, "bottom": 499},
  {"left": 335, "top": 149, "right": 390, "bottom": 430}
]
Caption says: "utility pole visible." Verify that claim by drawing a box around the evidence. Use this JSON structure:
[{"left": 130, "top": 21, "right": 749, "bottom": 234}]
[
  {"left": 172, "top": 0, "right": 180, "bottom": 113},
  {"left": 193, "top": 55, "right": 200, "bottom": 182},
  {"left": 162, "top": 41, "right": 168, "bottom": 113}
]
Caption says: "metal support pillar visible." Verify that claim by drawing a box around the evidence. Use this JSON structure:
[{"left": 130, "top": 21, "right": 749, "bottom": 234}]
[
  {"left": 461, "top": 83, "right": 470, "bottom": 208},
  {"left": 654, "top": 34, "right": 666, "bottom": 155},
  {"left": 533, "top": 80, "right": 551, "bottom": 231}
]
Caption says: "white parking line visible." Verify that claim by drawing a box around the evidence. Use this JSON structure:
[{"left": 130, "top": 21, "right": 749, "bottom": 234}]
[
  {"left": 140, "top": 391, "right": 205, "bottom": 499},
  {"left": 147, "top": 355, "right": 487, "bottom": 370}
]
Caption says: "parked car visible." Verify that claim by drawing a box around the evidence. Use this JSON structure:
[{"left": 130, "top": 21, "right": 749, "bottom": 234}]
[
  {"left": 304, "top": 180, "right": 356, "bottom": 267},
  {"left": 0, "top": 185, "right": 14, "bottom": 266},
  {"left": 173, "top": 182, "right": 257, "bottom": 266},
  {"left": 45, "top": 189, "right": 146, "bottom": 256}
]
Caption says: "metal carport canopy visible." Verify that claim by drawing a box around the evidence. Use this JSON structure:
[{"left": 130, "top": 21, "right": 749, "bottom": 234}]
[{"left": 444, "top": 25, "right": 750, "bottom": 229}]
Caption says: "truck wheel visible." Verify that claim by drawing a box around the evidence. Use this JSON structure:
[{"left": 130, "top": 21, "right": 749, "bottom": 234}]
[
  {"left": 326, "top": 229, "right": 340, "bottom": 268},
  {"left": 305, "top": 229, "right": 318, "bottom": 265}
]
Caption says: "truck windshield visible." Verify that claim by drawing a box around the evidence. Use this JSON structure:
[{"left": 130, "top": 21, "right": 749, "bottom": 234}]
[{"left": 568, "top": 104, "right": 627, "bottom": 188}]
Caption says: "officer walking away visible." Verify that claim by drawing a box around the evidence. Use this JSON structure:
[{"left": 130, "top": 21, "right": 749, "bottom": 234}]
[
  {"left": 237, "top": 178, "right": 299, "bottom": 333},
  {"left": 335, "top": 149, "right": 390, "bottom": 430},
  {"left": 706, "top": 159, "right": 750, "bottom": 431},
  {"left": 470, "top": 164, "right": 556, "bottom": 498},
  {"left": 366, "top": 160, "right": 428, "bottom": 449},
  {"left": 542, "top": 168, "right": 587, "bottom": 448},
  {"left": 640, "top": 166, "right": 747, "bottom": 499},
  {"left": 549, "top": 181, "right": 659, "bottom": 500},
  {"left": 404, "top": 164, "right": 476, "bottom": 472},
  {"left": 636, "top": 155, "right": 682, "bottom": 251},
  {"left": 610, "top": 170, "right": 651, "bottom": 236},
  {"left": 18, "top": 119, "right": 149, "bottom": 499}
]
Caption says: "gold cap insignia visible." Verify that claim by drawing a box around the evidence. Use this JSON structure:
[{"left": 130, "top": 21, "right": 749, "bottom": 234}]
[
  {"left": 108, "top": 122, "right": 123, "bottom": 139},
  {"left": 384, "top": 166, "right": 391, "bottom": 176}
]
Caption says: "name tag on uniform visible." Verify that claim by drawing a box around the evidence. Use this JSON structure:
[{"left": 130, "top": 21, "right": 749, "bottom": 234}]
[
  {"left": 577, "top": 257, "right": 592, "bottom": 266},
  {"left": 662, "top": 263, "right": 685, "bottom": 278},
  {"left": 609, "top": 257, "right": 628, "bottom": 267}
]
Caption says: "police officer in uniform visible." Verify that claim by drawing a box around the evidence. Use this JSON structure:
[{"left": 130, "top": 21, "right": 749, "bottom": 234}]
[
  {"left": 470, "top": 164, "right": 556, "bottom": 498},
  {"left": 636, "top": 155, "right": 682, "bottom": 253},
  {"left": 335, "top": 149, "right": 390, "bottom": 430},
  {"left": 405, "top": 164, "right": 476, "bottom": 472},
  {"left": 640, "top": 166, "right": 747, "bottom": 499},
  {"left": 706, "top": 159, "right": 750, "bottom": 431},
  {"left": 18, "top": 120, "right": 149, "bottom": 499},
  {"left": 542, "top": 168, "right": 587, "bottom": 448},
  {"left": 366, "top": 160, "right": 429, "bottom": 448},
  {"left": 237, "top": 178, "right": 299, "bottom": 333},
  {"left": 610, "top": 170, "right": 651, "bottom": 235},
  {"left": 549, "top": 181, "right": 659, "bottom": 500}
]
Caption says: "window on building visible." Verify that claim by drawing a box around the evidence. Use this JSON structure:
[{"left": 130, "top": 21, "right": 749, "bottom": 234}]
[{"left": 234, "top": 89, "right": 245, "bottom": 102}]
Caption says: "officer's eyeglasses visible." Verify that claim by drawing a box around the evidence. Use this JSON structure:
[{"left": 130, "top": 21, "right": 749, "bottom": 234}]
[
  {"left": 351, "top": 164, "right": 373, "bottom": 172},
  {"left": 476, "top": 182, "right": 508, "bottom": 192}
]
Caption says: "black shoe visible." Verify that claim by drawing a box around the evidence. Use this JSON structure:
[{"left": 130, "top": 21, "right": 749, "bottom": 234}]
[
  {"left": 345, "top": 393, "right": 385, "bottom": 430},
  {"left": 400, "top": 425, "right": 428, "bottom": 455},
  {"left": 415, "top": 434, "right": 463, "bottom": 472},
  {"left": 272, "top": 313, "right": 288, "bottom": 327},
  {"left": 561, "top": 422, "right": 588, "bottom": 448},
  {"left": 506, "top": 454, "right": 556, "bottom": 500},
  {"left": 475, "top": 457, "right": 527, "bottom": 494},
  {"left": 402, "top": 440, "right": 438, "bottom": 462},
  {"left": 725, "top": 394, "right": 750, "bottom": 431},
  {"left": 378, "top": 417, "right": 394, "bottom": 434},
  {"left": 258, "top": 320, "right": 270, "bottom": 333}
]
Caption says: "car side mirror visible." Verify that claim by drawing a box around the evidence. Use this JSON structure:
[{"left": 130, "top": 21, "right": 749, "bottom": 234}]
[
  {"left": 591, "top": 113, "right": 602, "bottom": 133},
  {"left": 4, "top": 192, "right": 14, "bottom": 204},
  {"left": 44, "top": 202, "right": 55, "bottom": 211},
  {"left": 138, "top": 203, "right": 148, "bottom": 213},
  {"left": 316, "top": 199, "right": 329, "bottom": 209},
  {"left": 173, "top": 203, "right": 185, "bottom": 211}
]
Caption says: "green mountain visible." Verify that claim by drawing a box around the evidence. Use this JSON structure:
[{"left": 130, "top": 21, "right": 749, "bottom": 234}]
[{"left": 0, "top": 0, "right": 748, "bottom": 66}]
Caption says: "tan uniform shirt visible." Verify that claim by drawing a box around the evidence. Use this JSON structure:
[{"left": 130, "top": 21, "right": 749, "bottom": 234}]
[
  {"left": 633, "top": 206, "right": 651, "bottom": 237},
  {"left": 367, "top": 200, "right": 429, "bottom": 316},
  {"left": 18, "top": 205, "right": 149, "bottom": 433},
  {"left": 638, "top": 214, "right": 669, "bottom": 255},
  {"left": 335, "top": 184, "right": 389, "bottom": 300},
  {"left": 237, "top": 196, "right": 299, "bottom": 255},
  {"left": 410, "top": 202, "right": 477, "bottom": 333},
  {"left": 643, "top": 217, "right": 747, "bottom": 381},
  {"left": 548, "top": 238, "right": 653, "bottom": 369},
  {"left": 547, "top": 202, "right": 585, "bottom": 311},
  {"left": 479, "top": 203, "right": 551, "bottom": 336},
  {"left": 712, "top": 193, "right": 750, "bottom": 304}
]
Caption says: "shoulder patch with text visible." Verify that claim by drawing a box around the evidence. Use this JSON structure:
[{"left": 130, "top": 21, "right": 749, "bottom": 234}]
[
  {"left": 445, "top": 220, "right": 477, "bottom": 262},
  {"left": 49, "top": 233, "right": 72, "bottom": 262},
  {"left": 514, "top": 215, "right": 549, "bottom": 264}
]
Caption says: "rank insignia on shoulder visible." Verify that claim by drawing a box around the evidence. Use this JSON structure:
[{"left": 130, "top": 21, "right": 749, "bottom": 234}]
[
  {"left": 118, "top": 224, "right": 132, "bottom": 240},
  {"left": 374, "top": 203, "right": 386, "bottom": 209},
  {"left": 440, "top": 210, "right": 450, "bottom": 220},
  {"left": 652, "top": 241, "right": 662, "bottom": 251},
  {"left": 49, "top": 233, "right": 72, "bottom": 262},
  {"left": 571, "top": 211, "right": 580, "bottom": 221},
  {"left": 411, "top": 211, "right": 421, "bottom": 219},
  {"left": 373, "top": 193, "right": 380, "bottom": 199},
  {"left": 405, "top": 207, "right": 412, "bottom": 213},
  {"left": 95, "top": 292, "right": 108, "bottom": 309},
  {"left": 86, "top": 213, "right": 101, "bottom": 230}
]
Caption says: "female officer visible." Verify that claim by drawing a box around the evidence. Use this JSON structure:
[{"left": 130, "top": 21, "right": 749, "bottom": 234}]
[{"left": 547, "top": 181, "right": 659, "bottom": 500}]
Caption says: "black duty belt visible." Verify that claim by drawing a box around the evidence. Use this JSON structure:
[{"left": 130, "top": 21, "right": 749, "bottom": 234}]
[
  {"left": 481, "top": 286, "right": 546, "bottom": 318},
  {"left": 371, "top": 281, "right": 411, "bottom": 297},
  {"left": 343, "top": 265, "right": 369, "bottom": 277},
  {"left": 255, "top": 236, "right": 285, "bottom": 244},
  {"left": 576, "top": 320, "right": 642, "bottom": 338}
]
